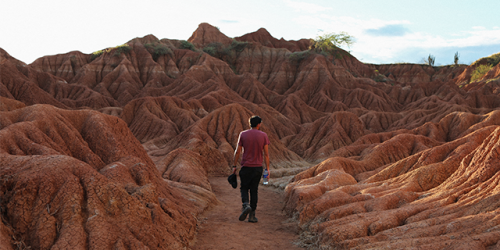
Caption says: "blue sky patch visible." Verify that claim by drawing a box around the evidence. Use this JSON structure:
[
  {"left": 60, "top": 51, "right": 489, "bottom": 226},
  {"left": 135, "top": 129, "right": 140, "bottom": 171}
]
[
  {"left": 220, "top": 20, "right": 239, "bottom": 24},
  {"left": 365, "top": 24, "right": 410, "bottom": 37}
]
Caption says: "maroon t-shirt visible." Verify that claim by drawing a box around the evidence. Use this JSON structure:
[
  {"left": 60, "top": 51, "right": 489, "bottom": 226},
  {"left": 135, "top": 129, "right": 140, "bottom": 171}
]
[{"left": 237, "top": 129, "right": 270, "bottom": 167}]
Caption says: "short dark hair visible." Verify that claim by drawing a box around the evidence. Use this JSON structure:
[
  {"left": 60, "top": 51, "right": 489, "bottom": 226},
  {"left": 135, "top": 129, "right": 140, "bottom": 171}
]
[{"left": 249, "top": 115, "right": 262, "bottom": 128}]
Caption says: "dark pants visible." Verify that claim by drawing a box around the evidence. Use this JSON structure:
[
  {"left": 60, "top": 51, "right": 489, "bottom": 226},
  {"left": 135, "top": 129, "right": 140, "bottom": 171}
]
[{"left": 239, "top": 166, "right": 263, "bottom": 211}]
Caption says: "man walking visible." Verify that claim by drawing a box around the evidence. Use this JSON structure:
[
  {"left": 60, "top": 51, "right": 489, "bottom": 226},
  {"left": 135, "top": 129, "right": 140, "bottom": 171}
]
[{"left": 232, "top": 115, "right": 270, "bottom": 223}]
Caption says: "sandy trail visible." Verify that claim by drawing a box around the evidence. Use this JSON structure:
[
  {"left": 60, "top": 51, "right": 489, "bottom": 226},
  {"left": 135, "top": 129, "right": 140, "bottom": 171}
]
[{"left": 190, "top": 177, "right": 303, "bottom": 250}]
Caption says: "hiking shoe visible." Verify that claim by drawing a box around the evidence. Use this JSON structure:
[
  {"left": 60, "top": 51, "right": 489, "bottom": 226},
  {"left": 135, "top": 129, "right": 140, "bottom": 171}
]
[
  {"left": 248, "top": 211, "right": 258, "bottom": 223},
  {"left": 239, "top": 204, "right": 252, "bottom": 221}
]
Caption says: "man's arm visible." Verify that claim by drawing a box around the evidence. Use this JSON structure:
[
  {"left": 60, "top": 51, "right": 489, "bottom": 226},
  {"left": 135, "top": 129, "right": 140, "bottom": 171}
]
[
  {"left": 263, "top": 144, "right": 270, "bottom": 177},
  {"left": 233, "top": 145, "right": 243, "bottom": 174}
]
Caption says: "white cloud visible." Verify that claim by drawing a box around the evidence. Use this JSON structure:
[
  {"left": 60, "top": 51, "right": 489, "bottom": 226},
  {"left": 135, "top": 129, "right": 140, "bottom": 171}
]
[
  {"left": 450, "top": 28, "right": 500, "bottom": 47},
  {"left": 290, "top": 13, "right": 500, "bottom": 64},
  {"left": 283, "top": 0, "right": 331, "bottom": 14},
  {"left": 353, "top": 27, "right": 500, "bottom": 64}
]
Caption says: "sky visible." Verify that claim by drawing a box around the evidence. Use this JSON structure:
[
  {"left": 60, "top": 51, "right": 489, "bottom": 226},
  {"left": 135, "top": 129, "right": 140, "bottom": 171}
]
[{"left": 1, "top": 0, "right": 499, "bottom": 65}]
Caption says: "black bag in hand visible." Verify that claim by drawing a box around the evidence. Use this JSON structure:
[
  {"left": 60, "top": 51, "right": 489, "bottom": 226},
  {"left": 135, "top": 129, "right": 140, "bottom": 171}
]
[{"left": 227, "top": 173, "right": 237, "bottom": 189}]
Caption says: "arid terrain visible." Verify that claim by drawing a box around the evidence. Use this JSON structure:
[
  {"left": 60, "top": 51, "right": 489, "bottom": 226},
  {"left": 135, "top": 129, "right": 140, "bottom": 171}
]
[{"left": 2, "top": 22, "right": 500, "bottom": 249}]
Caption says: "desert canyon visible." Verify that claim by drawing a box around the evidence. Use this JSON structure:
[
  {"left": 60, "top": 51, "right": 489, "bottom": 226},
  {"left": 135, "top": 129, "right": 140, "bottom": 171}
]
[{"left": 2, "top": 22, "right": 500, "bottom": 249}]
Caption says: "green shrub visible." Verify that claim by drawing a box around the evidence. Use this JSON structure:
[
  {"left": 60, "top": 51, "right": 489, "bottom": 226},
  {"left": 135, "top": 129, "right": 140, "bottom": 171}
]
[
  {"left": 202, "top": 40, "right": 248, "bottom": 58},
  {"left": 288, "top": 50, "right": 312, "bottom": 64},
  {"left": 199, "top": 40, "right": 249, "bottom": 74},
  {"left": 472, "top": 52, "right": 500, "bottom": 67},
  {"left": 145, "top": 43, "right": 172, "bottom": 60},
  {"left": 202, "top": 46, "right": 217, "bottom": 56},
  {"left": 486, "top": 53, "right": 500, "bottom": 66},
  {"left": 202, "top": 42, "right": 224, "bottom": 57},
  {"left": 90, "top": 44, "right": 131, "bottom": 60},
  {"left": 91, "top": 50, "right": 104, "bottom": 61},
  {"left": 180, "top": 40, "right": 196, "bottom": 51},
  {"left": 310, "top": 32, "right": 353, "bottom": 54},
  {"left": 470, "top": 64, "right": 493, "bottom": 82},
  {"left": 305, "top": 32, "right": 354, "bottom": 62},
  {"left": 229, "top": 39, "right": 248, "bottom": 52},
  {"left": 373, "top": 69, "right": 387, "bottom": 82},
  {"left": 114, "top": 44, "right": 131, "bottom": 56},
  {"left": 374, "top": 74, "right": 387, "bottom": 82}
]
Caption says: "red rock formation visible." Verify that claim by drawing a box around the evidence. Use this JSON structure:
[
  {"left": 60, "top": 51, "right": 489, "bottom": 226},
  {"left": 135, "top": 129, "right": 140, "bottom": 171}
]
[
  {"left": 0, "top": 49, "right": 67, "bottom": 108},
  {"left": 483, "top": 63, "right": 500, "bottom": 80},
  {"left": 373, "top": 63, "right": 467, "bottom": 85},
  {"left": 120, "top": 96, "right": 201, "bottom": 143},
  {"left": 1, "top": 48, "right": 118, "bottom": 110},
  {"left": 2, "top": 22, "right": 500, "bottom": 249},
  {"left": 235, "top": 27, "right": 310, "bottom": 52},
  {"left": 145, "top": 102, "right": 305, "bottom": 176},
  {"left": 0, "top": 105, "right": 214, "bottom": 249},
  {"left": 30, "top": 51, "right": 90, "bottom": 82},
  {"left": 0, "top": 97, "right": 25, "bottom": 111},
  {"left": 284, "top": 111, "right": 500, "bottom": 248},
  {"left": 188, "top": 23, "right": 233, "bottom": 48},
  {"left": 287, "top": 112, "right": 367, "bottom": 160}
]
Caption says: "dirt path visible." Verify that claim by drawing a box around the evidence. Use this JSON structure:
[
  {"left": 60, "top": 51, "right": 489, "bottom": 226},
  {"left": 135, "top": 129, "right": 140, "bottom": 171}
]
[{"left": 190, "top": 177, "right": 303, "bottom": 250}]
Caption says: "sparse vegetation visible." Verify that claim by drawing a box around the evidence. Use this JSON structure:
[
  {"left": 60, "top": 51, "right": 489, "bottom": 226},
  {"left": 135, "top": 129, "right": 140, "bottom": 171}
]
[
  {"left": 144, "top": 43, "right": 172, "bottom": 60},
  {"left": 394, "top": 61, "right": 412, "bottom": 64},
  {"left": 487, "top": 53, "right": 500, "bottom": 66},
  {"left": 454, "top": 52, "right": 460, "bottom": 66},
  {"left": 91, "top": 50, "right": 104, "bottom": 61},
  {"left": 472, "top": 52, "right": 500, "bottom": 67},
  {"left": 229, "top": 39, "right": 248, "bottom": 52},
  {"left": 90, "top": 44, "right": 131, "bottom": 61},
  {"left": 485, "top": 77, "right": 500, "bottom": 84},
  {"left": 470, "top": 64, "right": 493, "bottom": 82},
  {"left": 309, "top": 32, "right": 354, "bottom": 52},
  {"left": 424, "top": 54, "right": 436, "bottom": 66},
  {"left": 202, "top": 42, "right": 224, "bottom": 57},
  {"left": 114, "top": 44, "right": 131, "bottom": 56},
  {"left": 180, "top": 40, "right": 196, "bottom": 51},
  {"left": 288, "top": 50, "right": 313, "bottom": 64},
  {"left": 286, "top": 32, "right": 355, "bottom": 65},
  {"left": 202, "top": 46, "right": 217, "bottom": 57},
  {"left": 373, "top": 69, "right": 387, "bottom": 82},
  {"left": 201, "top": 39, "right": 249, "bottom": 74},
  {"left": 187, "top": 52, "right": 204, "bottom": 67},
  {"left": 307, "top": 32, "right": 354, "bottom": 61}
]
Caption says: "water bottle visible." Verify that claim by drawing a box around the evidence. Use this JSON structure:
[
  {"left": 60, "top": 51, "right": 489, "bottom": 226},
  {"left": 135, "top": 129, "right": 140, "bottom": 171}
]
[{"left": 263, "top": 169, "right": 269, "bottom": 185}]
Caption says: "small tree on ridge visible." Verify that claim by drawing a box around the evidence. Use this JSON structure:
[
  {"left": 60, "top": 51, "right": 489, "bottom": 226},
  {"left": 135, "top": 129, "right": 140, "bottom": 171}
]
[
  {"left": 424, "top": 54, "right": 435, "bottom": 66},
  {"left": 310, "top": 32, "right": 354, "bottom": 53},
  {"left": 454, "top": 51, "right": 460, "bottom": 66}
]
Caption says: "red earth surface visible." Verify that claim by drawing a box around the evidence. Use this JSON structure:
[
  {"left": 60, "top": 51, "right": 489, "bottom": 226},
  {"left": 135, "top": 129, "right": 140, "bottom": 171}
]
[{"left": 191, "top": 177, "right": 302, "bottom": 250}]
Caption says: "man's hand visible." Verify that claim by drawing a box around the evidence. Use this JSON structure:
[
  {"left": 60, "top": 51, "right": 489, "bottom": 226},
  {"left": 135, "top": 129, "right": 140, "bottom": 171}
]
[{"left": 233, "top": 145, "right": 242, "bottom": 175}]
